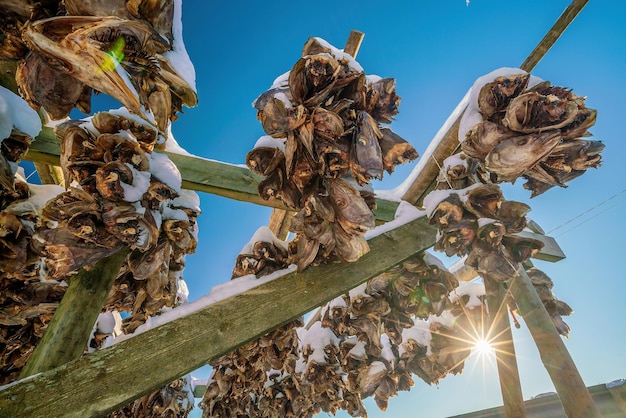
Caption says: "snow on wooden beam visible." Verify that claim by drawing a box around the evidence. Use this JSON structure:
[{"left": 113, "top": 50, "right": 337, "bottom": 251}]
[{"left": 0, "top": 216, "right": 438, "bottom": 418}]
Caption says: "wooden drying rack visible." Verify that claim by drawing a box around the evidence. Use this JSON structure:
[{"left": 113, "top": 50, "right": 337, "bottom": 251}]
[{"left": 0, "top": 1, "right": 599, "bottom": 417}]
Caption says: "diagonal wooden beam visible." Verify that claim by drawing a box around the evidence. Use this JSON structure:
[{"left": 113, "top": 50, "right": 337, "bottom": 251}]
[{"left": 0, "top": 216, "right": 437, "bottom": 418}]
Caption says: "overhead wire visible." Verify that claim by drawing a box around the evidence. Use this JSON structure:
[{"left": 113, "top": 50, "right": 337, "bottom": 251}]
[{"left": 546, "top": 188, "right": 626, "bottom": 236}]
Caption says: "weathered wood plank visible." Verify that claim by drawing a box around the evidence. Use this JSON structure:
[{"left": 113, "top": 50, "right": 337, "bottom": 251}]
[
  {"left": 20, "top": 249, "right": 130, "bottom": 378},
  {"left": 0, "top": 216, "right": 438, "bottom": 418},
  {"left": 510, "top": 267, "right": 600, "bottom": 418}
]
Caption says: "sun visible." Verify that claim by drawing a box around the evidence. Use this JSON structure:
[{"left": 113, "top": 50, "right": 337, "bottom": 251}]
[{"left": 474, "top": 337, "right": 493, "bottom": 355}]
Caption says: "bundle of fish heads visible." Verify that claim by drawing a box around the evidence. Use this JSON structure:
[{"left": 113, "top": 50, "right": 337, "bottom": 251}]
[
  {"left": 249, "top": 37, "right": 419, "bottom": 271},
  {"left": 462, "top": 73, "right": 603, "bottom": 197}
]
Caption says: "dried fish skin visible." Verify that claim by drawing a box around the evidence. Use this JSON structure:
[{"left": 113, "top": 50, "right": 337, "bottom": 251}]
[{"left": 485, "top": 131, "right": 561, "bottom": 182}]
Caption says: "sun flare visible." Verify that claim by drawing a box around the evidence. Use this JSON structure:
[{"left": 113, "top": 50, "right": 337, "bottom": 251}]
[{"left": 474, "top": 338, "right": 493, "bottom": 355}]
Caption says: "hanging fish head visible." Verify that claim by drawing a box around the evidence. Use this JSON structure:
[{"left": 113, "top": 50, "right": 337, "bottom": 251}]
[
  {"left": 326, "top": 178, "right": 375, "bottom": 235},
  {"left": 485, "top": 131, "right": 562, "bottom": 182}
]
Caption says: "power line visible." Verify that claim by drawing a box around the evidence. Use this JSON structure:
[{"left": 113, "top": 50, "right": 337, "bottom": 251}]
[
  {"left": 554, "top": 198, "right": 626, "bottom": 238},
  {"left": 546, "top": 188, "right": 626, "bottom": 235}
]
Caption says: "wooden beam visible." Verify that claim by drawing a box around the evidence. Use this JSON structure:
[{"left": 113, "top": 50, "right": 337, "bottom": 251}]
[
  {"left": 20, "top": 248, "right": 129, "bottom": 379},
  {"left": 401, "top": 0, "right": 590, "bottom": 206},
  {"left": 509, "top": 268, "right": 600, "bottom": 418},
  {"left": 520, "top": 0, "right": 590, "bottom": 71},
  {"left": 0, "top": 216, "right": 438, "bottom": 418},
  {"left": 483, "top": 277, "right": 526, "bottom": 418}
]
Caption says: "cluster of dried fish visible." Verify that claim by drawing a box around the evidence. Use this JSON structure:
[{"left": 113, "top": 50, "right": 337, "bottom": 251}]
[
  {"left": 4, "top": 0, "right": 197, "bottom": 135},
  {"left": 0, "top": 179, "right": 66, "bottom": 383},
  {"left": 427, "top": 160, "right": 545, "bottom": 282},
  {"left": 249, "top": 37, "right": 418, "bottom": 270},
  {"left": 462, "top": 72, "right": 603, "bottom": 197},
  {"left": 527, "top": 267, "right": 573, "bottom": 337},
  {"left": 201, "top": 243, "right": 487, "bottom": 417},
  {"left": 109, "top": 377, "right": 195, "bottom": 418},
  {"left": 201, "top": 229, "right": 305, "bottom": 417},
  {"left": 0, "top": 82, "right": 65, "bottom": 383},
  {"left": 426, "top": 155, "right": 575, "bottom": 337},
  {"left": 36, "top": 112, "right": 199, "bottom": 334}
]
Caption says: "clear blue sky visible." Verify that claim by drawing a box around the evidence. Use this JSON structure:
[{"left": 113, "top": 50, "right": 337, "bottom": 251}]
[{"left": 160, "top": 1, "right": 625, "bottom": 416}]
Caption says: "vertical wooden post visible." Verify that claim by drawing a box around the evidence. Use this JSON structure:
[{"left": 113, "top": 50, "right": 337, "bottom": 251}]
[
  {"left": 510, "top": 267, "right": 600, "bottom": 418},
  {"left": 483, "top": 276, "right": 526, "bottom": 418},
  {"left": 20, "top": 248, "right": 129, "bottom": 378}
]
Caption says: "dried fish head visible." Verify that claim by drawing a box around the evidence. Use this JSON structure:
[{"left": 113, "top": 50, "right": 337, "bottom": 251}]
[
  {"left": 246, "top": 146, "right": 284, "bottom": 176},
  {"left": 311, "top": 107, "right": 343, "bottom": 141},
  {"left": 256, "top": 95, "right": 307, "bottom": 137},
  {"left": 91, "top": 111, "right": 158, "bottom": 151},
  {"left": 462, "top": 184, "right": 503, "bottom": 219},
  {"left": 502, "top": 234, "right": 544, "bottom": 263},
  {"left": 379, "top": 127, "right": 418, "bottom": 174},
  {"left": 95, "top": 160, "right": 135, "bottom": 201},
  {"left": 466, "top": 246, "right": 520, "bottom": 282},
  {"left": 101, "top": 200, "right": 158, "bottom": 250},
  {"left": 503, "top": 91, "right": 579, "bottom": 133},
  {"left": 434, "top": 219, "right": 476, "bottom": 257},
  {"left": 289, "top": 53, "right": 340, "bottom": 105},
  {"left": 429, "top": 193, "right": 464, "bottom": 227},
  {"left": 474, "top": 219, "right": 506, "bottom": 250},
  {"left": 326, "top": 178, "right": 375, "bottom": 235},
  {"left": 550, "top": 138, "right": 604, "bottom": 172},
  {"left": 485, "top": 131, "right": 562, "bottom": 182},
  {"left": 462, "top": 121, "right": 516, "bottom": 160},
  {"left": 478, "top": 73, "right": 530, "bottom": 119},
  {"left": 22, "top": 16, "right": 144, "bottom": 118},
  {"left": 366, "top": 78, "right": 401, "bottom": 124},
  {"left": 350, "top": 110, "right": 383, "bottom": 184},
  {"left": 497, "top": 200, "right": 530, "bottom": 233}
]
